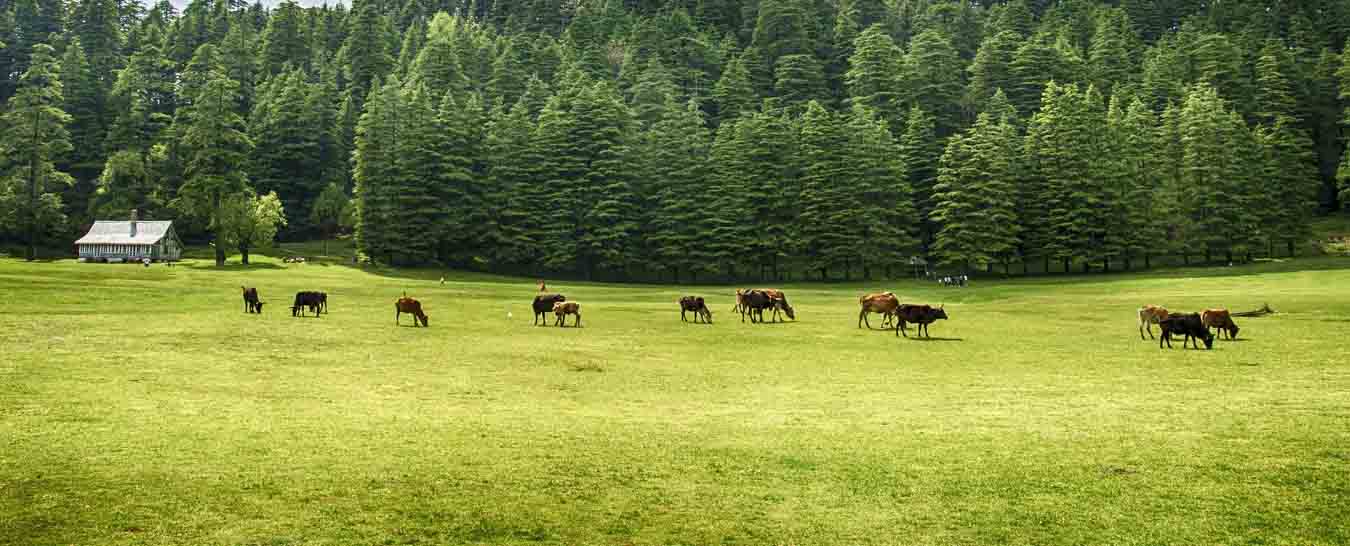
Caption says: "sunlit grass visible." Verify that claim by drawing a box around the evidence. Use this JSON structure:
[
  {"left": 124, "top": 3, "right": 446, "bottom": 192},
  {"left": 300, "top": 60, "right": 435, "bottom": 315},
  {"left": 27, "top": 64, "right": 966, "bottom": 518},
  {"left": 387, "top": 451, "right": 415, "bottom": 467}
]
[{"left": 2, "top": 255, "right": 1348, "bottom": 545}]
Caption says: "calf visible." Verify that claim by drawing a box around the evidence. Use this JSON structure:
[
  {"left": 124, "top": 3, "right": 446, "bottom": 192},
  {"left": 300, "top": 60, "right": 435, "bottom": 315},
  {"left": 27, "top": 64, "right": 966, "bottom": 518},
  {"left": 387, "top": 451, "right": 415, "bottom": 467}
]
[
  {"left": 1201, "top": 308, "right": 1239, "bottom": 340},
  {"left": 680, "top": 296, "right": 712, "bottom": 324},
  {"left": 1138, "top": 305, "right": 1169, "bottom": 340},
  {"left": 292, "top": 291, "right": 325, "bottom": 317},
  {"left": 1158, "top": 313, "right": 1214, "bottom": 349},
  {"left": 533, "top": 294, "right": 566, "bottom": 325},
  {"left": 858, "top": 292, "right": 900, "bottom": 329},
  {"left": 553, "top": 301, "right": 581, "bottom": 327},
  {"left": 894, "top": 304, "right": 948, "bottom": 338},
  {"left": 396, "top": 295, "right": 429, "bottom": 327},
  {"left": 241, "top": 286, "right": 264, "bottom": 313}
]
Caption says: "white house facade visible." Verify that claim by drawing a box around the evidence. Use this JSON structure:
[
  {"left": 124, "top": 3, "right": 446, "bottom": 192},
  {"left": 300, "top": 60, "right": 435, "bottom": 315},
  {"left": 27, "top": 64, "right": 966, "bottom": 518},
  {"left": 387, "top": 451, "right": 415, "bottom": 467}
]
[{"left": 75, "top": 211, "right": 182, "bottom": 262}]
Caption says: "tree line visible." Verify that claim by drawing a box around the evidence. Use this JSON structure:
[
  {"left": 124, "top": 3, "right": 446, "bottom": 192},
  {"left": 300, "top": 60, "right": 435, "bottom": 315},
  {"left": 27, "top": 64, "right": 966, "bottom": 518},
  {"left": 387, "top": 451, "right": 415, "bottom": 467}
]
[{"left": 0, "top": 0, "right": 1348, "bottom": 276}]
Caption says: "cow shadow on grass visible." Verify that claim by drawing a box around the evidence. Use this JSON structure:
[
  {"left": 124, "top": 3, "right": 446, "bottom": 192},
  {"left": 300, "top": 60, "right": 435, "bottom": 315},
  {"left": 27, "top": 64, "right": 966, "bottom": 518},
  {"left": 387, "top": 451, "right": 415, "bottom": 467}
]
[{"left": 905, "top": 336, "right": 963, "bottom": 342}]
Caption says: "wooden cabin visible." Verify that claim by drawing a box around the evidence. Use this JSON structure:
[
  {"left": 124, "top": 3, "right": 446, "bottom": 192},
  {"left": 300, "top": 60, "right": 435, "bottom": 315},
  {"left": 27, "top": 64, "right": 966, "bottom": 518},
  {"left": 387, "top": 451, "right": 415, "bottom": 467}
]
[{"left": 75, "top": 210, "right": 182, "bottom": 262}]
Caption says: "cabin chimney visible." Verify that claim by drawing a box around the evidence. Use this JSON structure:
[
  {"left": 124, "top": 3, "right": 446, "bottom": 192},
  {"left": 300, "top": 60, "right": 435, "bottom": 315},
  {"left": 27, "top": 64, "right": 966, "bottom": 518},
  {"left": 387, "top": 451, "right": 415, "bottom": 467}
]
[{"left": 129, "top": 209, "right": 138, "bottom": 237}]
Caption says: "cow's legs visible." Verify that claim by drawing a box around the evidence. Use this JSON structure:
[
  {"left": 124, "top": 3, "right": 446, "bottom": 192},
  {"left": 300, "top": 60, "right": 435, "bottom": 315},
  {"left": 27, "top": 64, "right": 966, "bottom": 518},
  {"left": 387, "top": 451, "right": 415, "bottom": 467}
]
[
  {"left": 859, "top": 310, "right": 869, "bottom": 329},
  {"left": 575, "top": 313, "right": 581, "bottom": 327},
  {"left": 396, "top": 310, "right": 400, "bottom": 325},
  {"left": 681, "top": 308, "right": 687, "bottom": 322}
]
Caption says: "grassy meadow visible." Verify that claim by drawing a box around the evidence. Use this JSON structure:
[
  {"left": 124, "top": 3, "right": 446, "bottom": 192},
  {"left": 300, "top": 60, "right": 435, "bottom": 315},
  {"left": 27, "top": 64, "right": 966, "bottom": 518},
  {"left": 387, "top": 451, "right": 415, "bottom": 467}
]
[{"left": 2, "top": 252, "right": 1349, "bottom": 545}]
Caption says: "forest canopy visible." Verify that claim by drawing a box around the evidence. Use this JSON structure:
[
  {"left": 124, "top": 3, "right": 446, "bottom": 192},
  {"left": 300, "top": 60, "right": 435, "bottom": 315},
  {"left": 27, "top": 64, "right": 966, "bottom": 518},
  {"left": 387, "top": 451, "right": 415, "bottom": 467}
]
[{"left": 0, "top": 0, "right": 1348, "bottom": 278}]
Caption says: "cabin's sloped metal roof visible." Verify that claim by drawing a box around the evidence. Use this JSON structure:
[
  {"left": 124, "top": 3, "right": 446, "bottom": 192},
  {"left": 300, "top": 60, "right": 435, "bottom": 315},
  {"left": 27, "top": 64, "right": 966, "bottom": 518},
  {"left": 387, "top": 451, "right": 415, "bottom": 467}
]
[{"left": 74, "top": 221, "right": 174, "bottom": 245}]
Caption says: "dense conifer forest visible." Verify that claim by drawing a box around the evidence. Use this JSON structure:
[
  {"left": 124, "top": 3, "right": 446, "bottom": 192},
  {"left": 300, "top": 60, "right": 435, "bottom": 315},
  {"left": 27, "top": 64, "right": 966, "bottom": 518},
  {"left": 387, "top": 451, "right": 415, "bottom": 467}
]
[{"left": 1, "top": 0, "right": 1349, "bottom": 278}]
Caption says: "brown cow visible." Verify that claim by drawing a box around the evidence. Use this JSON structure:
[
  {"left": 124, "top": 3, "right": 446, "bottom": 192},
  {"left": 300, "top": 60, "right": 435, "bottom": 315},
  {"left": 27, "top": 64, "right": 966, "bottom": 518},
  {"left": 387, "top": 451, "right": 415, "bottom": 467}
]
[
  {"left": 1138, "top": 305, "right": 1169, "bottom": 340},
  {"left": 858, "top": 292, "right": 900, "bottom": 329},
  {"left": 1201, "top": 308, "right": 1239, "bottom": 339},
  {"left": 680, "top": 296, "right": 712, "bottom": 324},
  {"left": 396, "top": 295, "right": 429, "bottom": 327},
  {"left": 553, "top": 301, "right": 581, "bottom": 327},
  {"left": 241, "top": 286, "right": 264, "bottom": 313},
  {"left": 753, "top": 288, "right": 795, "bottom": 321}
]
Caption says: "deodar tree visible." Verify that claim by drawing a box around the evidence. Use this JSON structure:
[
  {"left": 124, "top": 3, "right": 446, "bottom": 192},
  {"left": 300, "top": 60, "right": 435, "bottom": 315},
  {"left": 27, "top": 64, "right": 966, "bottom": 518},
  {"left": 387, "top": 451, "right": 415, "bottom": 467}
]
[
  {"left": 172, "top": 45, "right": 253, "bottom": 267},
  {"left": 0, "top": 44, "right": 73, "bottom": 260}
]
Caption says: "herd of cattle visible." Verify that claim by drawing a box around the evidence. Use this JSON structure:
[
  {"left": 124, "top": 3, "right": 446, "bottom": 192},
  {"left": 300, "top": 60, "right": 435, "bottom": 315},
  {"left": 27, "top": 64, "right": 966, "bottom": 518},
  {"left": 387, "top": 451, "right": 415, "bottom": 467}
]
[
  {"left": 1138, "top": 305, "right": 1241, "bottom": 349},
  {"left": 240, "top": 286, "right": 1246, "bottom": 347}
]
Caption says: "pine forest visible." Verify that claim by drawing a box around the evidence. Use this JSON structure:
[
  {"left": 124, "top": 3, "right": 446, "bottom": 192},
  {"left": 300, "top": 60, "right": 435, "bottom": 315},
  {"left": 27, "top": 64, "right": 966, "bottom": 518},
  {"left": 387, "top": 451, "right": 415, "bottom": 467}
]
[{"left": 2, "top": 0, "right": 1350, "bottom": 280}]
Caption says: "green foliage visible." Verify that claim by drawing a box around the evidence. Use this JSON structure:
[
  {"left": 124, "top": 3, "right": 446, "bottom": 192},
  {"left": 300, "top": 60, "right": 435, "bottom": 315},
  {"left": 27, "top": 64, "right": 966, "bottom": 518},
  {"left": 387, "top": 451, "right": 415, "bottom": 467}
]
[
  {"left": 931, "top": 112, "right": 1020, "bottom": 271},
  {"left": 844, "top": 24, "right": 901, "bottom": 128},
  {"left": 901, "top": 28, "right": 963, "bottom": 137},
  {"left": 220, "top": 189, "right": 287, "bottom": 264},
  {"left": 0, "top": 43, "right": 74, "bottom": 259},
  {"left": 0, "top": 0, "right": 1342, "bottom": 275},
  {"left": 173, "top": 47, "right": 253, "bottom": 267}
]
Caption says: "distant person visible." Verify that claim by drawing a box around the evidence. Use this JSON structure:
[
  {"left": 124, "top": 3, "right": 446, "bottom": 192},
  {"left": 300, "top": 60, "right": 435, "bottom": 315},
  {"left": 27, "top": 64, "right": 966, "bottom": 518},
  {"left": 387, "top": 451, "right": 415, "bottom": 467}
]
[{"left": 538, "top": 279, "right": 547, "bottom": 292}]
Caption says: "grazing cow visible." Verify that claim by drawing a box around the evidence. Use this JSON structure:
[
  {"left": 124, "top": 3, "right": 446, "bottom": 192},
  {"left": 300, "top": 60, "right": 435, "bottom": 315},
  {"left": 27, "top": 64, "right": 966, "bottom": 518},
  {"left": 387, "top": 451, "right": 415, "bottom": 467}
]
[
  {"left": 754, "top": 288, "right": 795, "bottom": 321},
  {"left": 1138, "top": 305, "right": 1170, "bottom": 340},
  {"left": 553, "top": 301, "right": 581, "bottom": 327},
  {"left": 396, "top": 295, "right": 429, "bottom": 327},
  {"left": 533, "top": 294, "right": 566, "bottom": 325},
  {"left": 739, "top": 289, "right": 774, "bottom": 323},
  {"left": 292, "top": 291, "right": 326, "bottom": 317},
  {"left": 894, "top": 304, "right": 948, "bottom": 338},
  {"left": 241, "top": 286, "right": 264, "bottom": 314},
  {"left": 680, "top": 296, "right": 713, "bottom": 324},
  {"left": 1159, "top": 313, "right": 1214, "bottom": 349},
  {"left": 1201, "top": 308, "right": 1240, "bottom": 339},
  {"left": 858, "top": 292, "right": 900, "bottom": 329}
]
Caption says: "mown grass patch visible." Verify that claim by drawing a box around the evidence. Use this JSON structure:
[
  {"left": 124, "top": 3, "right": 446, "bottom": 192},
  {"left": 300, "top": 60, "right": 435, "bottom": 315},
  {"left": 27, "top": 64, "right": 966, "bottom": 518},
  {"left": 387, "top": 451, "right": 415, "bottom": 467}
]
[{"left": 2, "top": 255, "right": 1348, "bottom": 545}]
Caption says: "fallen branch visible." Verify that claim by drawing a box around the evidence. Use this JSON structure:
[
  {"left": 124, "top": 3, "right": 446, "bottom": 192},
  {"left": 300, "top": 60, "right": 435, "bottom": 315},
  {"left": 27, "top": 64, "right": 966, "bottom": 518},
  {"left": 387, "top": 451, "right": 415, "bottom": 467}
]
[{"left": 1231, "top": 303, "right": 1276, "bottom": 318}]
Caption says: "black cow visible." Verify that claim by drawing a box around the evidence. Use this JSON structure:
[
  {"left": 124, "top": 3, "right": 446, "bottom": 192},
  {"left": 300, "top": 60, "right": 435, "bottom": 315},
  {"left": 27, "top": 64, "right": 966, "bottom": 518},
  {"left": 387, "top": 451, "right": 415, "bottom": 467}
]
[
  {"left": 679, "top": 296, "right": 712, "bottom": 323},
  {"left": 894, "top": 304, "right": 948, "bottom": 338},
  {"left": 241, "top": 286, "right": 264, "bottom": 313},
  {"left": 293, "top": 291, "right": 326, "bottom": 317},
  {"left": 1158, "top": 313, "right": 1214, "bottom": 349},
  {"left": 739, "top": 290, "right": 775, "bottom": 323},
  {"left": 533, "top": 294, "right": 566, "bottom": 325}
]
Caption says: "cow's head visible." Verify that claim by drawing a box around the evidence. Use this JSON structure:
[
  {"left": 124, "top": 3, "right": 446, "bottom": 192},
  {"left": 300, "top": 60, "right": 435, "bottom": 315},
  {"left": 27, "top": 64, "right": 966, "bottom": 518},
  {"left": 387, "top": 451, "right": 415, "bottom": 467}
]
[
  {"left": 255, "top": 302, "right": 265, "bottom": 313},
  {"left": 1200, "top": 330, "right": 1215, "bottom": 349},
  {"left": 933, "top": 306, "right": 949, "bottom": 320},
  {"left": 419, "top": 313, "right": 429, "bottom": 327},
  {"left": 1228, "top": 324, "right": 1240, "bottom": 339}
]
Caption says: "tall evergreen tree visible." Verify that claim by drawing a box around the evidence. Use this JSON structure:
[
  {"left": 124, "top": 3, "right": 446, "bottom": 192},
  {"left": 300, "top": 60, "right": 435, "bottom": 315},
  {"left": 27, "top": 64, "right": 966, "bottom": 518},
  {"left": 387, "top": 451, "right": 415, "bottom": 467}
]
[
  {"left": 964, "top": 30, "right": 1019, "bottom": 121},
  {"left": 931, "top": 112, "right": 1020, "bottom": 272},
  {"left": 172, "top": 46, "right": 253, "bottom": 267},
  {"left": 897, "top": 105, "right": 941, "bottom": 255},
  {"left": 59, "top": 39, "right": 106, "bottom": 222},
  {"left": 711, "top": 52, "right": 755, "bottom": 125},
  {"left": 844, "top": 104, "right": 916, "bottom": 278},
  {"left": 0, "top": 43, "right": 74, "bottom": 260},
  {"left": 412, "top": 12, "right": 469, "bottom": 98},
  {"left": 901, "top": 28, "right": 963, "bottom": 136},
  {"left": 844, "top": 24, "right": 901, "bottom": 128},
  {"left": 260, "top": 0, "right": 310, "bottom": 76},
  {"left": 249, "top": 69, "right": 321, "bottom": 234},
  {"left": 644, "top": 96, "right": 713, "bottom": 281},
  {"left": 795, "top": 100, "right": 851, "bottom": 279},
  {"left": 1088, "top": 7, "right": 1136, "bottom": 98}
]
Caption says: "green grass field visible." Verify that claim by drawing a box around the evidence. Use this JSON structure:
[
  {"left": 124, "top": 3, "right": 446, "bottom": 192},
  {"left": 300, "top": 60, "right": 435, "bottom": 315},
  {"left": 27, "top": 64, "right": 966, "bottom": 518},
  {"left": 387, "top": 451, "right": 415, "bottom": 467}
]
[{"left": 2, "top": 254, "right": 1349, "bottom": 545}]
